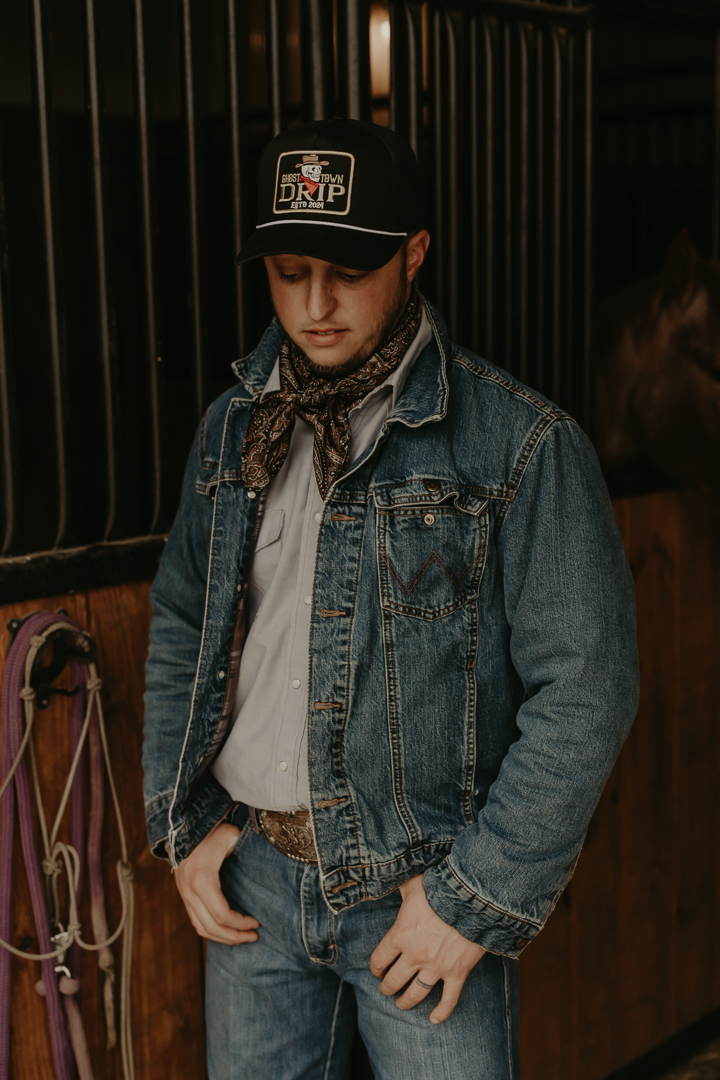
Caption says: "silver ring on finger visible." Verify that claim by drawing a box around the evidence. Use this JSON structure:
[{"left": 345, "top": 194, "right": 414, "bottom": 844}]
[{"left": 415, "top": 976, "right": 434, "bottom": 990}]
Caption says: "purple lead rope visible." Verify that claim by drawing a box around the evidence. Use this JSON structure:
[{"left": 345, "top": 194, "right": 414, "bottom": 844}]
[{"left": 0, "top": 611, "right": 74, "bottom": 1080}]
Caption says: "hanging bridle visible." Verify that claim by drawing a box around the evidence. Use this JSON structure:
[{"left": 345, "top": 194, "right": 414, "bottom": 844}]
[{"left": 0, "top": 610, "right": 135, "bottom": 1080}]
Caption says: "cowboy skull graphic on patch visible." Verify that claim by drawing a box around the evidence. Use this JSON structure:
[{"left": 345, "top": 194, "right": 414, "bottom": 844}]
[{"left": 273, "top": 150, "right": 355, "bottom": 216}]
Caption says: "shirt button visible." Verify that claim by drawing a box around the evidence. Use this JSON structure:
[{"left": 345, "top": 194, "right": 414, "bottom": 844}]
[
  {"left": 247, "top": 490, "right": 257, "bottom": 499},
  {"left": 303, "top": 595, "right": 312, "bottom": 605},
  {"left": 278, "top": 760, "right": 288, "bottom": 772},
  {"left": 291, "top": 678, "right": 301, "bottom": 689},
  {"left": 314, "top": 512, "right": 322, "bottom": 524}
]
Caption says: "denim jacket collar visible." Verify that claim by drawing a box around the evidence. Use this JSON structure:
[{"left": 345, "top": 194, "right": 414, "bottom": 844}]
[{"left": 230, "top": 297, "right": 450, "bottom": 430}]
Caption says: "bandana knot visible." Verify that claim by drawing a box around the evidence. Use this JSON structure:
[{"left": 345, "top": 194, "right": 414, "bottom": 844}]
[{"left": 241, "top": 283, "right": 423, "bottom": 498}]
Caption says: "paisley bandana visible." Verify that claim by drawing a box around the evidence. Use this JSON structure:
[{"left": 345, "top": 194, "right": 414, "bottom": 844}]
[{"left": 241, "top": 283, "right": 423, "bottom": 498}]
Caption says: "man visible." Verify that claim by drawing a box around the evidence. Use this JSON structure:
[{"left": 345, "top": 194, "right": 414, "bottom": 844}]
[{"left": 143, "top": 119, "right": 638, "bottom": 1080}]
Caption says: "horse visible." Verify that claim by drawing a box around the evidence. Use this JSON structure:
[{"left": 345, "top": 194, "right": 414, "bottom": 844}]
[{"left": 593, "top": 229, "right": 720, "bottom": 499}]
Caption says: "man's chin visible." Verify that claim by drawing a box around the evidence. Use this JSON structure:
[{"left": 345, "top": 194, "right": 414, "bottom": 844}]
[{"left": 299, "top": 340, "right": 377, "bottom": 379}]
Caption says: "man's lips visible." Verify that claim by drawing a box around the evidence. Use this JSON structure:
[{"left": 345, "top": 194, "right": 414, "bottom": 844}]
[{"left": 303, "top": 327, "right": 349, "bottom": 347}]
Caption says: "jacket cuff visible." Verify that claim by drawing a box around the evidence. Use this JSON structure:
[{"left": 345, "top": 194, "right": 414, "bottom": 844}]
[
  {"left": 146, "top": 791, "right": 174, "bottom": 860},
  {"left": 422, "top": 858, "right": 541, "bottom": 958}
]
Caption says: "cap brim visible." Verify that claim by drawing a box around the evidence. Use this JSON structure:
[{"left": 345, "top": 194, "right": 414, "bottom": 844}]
[{"left": 235, "top": 223, "right": 405, "bottom": 272}]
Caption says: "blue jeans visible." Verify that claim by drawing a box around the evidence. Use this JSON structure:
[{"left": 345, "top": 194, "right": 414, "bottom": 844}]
[{"left": 206, "top": 822, "right": 520, "bottom": 1080}]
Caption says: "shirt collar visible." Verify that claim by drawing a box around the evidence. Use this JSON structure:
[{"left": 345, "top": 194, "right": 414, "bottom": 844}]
[{"left": 259, "top": 308, "right": 433, "bottom": 410}]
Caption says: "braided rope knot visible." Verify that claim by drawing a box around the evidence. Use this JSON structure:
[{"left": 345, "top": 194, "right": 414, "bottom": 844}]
[
  {"left": 119, "top": 863, "right": 134, "bottom": 883},
  {"left": 51, "top": 929, "right": 73, "bottom": 952},
  {"left": 30, "top": 635, "right": 47, "bottom": 649},
  {"left": 86, "top": 677, "right": 102, "bottom": 692},
  {"left": 41, "top": 857, "right": 62, "bottom": 878},
  {"left": 19, "top": 687, "right": 36, "bottom": 701}
]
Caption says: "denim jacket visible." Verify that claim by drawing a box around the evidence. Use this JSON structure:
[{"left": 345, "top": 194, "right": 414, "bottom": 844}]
[{"left": 143, "top": 301, "right": 638, "bottom": 958}]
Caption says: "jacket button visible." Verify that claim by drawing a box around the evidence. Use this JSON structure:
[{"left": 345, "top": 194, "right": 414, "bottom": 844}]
[
  {"left": 425, "top": 479, "right": 440, "bottom": 491},
  {"left": 247, "top": 490, "right": 257, "bottom": 499},
  {"left": 515, "top": 938, "right": 529, "bottom": 950}
]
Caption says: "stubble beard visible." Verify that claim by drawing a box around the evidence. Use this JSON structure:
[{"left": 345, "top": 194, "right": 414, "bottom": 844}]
[{"left": 287, "top": 267, "right": 410, "bottom": 381}]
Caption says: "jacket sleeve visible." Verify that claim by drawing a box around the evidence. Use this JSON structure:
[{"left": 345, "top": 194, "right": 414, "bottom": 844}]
[
  {"left": 422, "top": 417, "right": 639, "bottom": 956},
  {"left": 143, "top": 422, "right": 214, "bottom": 858}
]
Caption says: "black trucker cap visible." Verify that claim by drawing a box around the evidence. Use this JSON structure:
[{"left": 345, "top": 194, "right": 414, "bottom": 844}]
[{"left": 235, "top": 118, "right": 423, "bottom": 271}]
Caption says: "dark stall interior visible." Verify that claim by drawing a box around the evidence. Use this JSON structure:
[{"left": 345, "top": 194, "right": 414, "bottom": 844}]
[{"left": 1, "top": 1, "right": 719, "bottom": 1078}]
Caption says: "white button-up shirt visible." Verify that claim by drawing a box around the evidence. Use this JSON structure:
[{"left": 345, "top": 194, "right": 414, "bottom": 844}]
[{"left": 211, "top": 310, "right": 432, "bottom": 811}]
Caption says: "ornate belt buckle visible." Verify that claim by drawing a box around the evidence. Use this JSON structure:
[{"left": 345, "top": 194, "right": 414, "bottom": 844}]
[{"left": 258, "top": 809, "right": 318, "bottom": 864}]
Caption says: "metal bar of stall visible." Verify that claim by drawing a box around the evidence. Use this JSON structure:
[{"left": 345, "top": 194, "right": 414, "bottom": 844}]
[
  {"left": 444, "top": 9, "right": 459, "bottom": 340},
  {"left": 712, "top": 27, "right": 720, "bottom": 260},
  {"left": 337, "top": 0, "right": 372, "bottom": 121},
  {"left": 483, "top": 15, "right": 495, "bottom": 361},
  {"left": 564, "top": 28, "right": 574, "bottom": 415},
  {"left": 84, "top": 0, "right": 120, "bottom": 540},
  {"left": 266, "top": 0, "right": 286, "bottom": 135},
  {"left": 389, "top": 2, "right": 423, "bottom": 161},
  {"left": 469, "top": 14, "right": 481, "bottom": 354},
  {"left": 550, "top": 26, "right": 562, "bottom": 406},
  {"left": 132, "top": 0, "right": 165, "bottom": 533},
  {"left": 227, "top": 0, "right": 247, "bottom": 357},
  {"left": 518, "top": 19, "right": 529, "bottom": 385},
  {"left": 181, "top": 0, "right": 207, "bottom": 421},
  {"left": 0, "top": 126, "right": 17, "bottom": 556},
  {"left": 431, "top": 6, "right": 446, "bottom": 316},
  {"left": 581, "top": 23, "right": 593, "bottom": 432},
  {"left": 30, "top": 0, "right": 70, "bottom": 548},
  {"left": 301, "top": 0, "right": 335, "bottom": 121},
  {"left": 535, "top": 24, "right": 545, "bottom": 393},
  {"left": 503, "top": 20, "right": 513, "bottom": 373}
]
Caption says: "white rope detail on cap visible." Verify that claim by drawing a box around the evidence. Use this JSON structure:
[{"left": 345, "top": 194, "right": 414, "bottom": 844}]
[{"left": 256, "top": 219, "right": 407, "bottom": 237}]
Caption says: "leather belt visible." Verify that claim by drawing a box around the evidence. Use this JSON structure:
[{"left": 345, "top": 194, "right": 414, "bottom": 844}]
[{"left": 255, "top": 808, "right": 318, "bottom": 864}]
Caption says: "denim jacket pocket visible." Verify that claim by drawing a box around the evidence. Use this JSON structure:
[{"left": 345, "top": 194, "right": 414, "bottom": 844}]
[{"left": 377, "top": 499, "right": 489, "bottom": 621}]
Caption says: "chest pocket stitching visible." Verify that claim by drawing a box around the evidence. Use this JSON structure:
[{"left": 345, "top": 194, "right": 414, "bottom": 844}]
[
  {"left": 377, "top": 506, "right": 488, "bottom": 620},
  {"left": 382, "top": 544, "right": 484, "bottom": 599}
]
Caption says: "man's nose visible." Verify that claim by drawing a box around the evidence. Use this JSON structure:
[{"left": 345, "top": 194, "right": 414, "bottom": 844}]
[{"left": 306, "top": 272, "right": 336, "bottom": 322}]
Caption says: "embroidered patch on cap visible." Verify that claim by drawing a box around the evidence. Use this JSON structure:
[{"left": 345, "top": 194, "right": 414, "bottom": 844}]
[{"left": 273, "top": 151, "right": 355, "bottom": 216}]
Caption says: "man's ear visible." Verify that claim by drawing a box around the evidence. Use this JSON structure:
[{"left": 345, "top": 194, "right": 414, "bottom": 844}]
[
  {"left": 406, "top": 230, "right": 430, "bottom": 283},
  {"left": 660, "top": 229, "right": 702, "bottom": 309}
]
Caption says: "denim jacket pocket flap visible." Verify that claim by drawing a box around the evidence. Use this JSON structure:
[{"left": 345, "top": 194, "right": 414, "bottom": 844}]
[
  {"left": 374, "top": 479, "right": 460, "bottom": 508},
  {"left": 377, "top": 500, "right": 489, "bottom": 621}
]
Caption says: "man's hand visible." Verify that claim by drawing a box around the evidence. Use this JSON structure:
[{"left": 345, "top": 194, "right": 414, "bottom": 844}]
[
  {"left": 369, "top": 874, "right": 485, "bottom": 1024},
  {"left": 174, "top": 823, "right": 260, "bottom": 945}
]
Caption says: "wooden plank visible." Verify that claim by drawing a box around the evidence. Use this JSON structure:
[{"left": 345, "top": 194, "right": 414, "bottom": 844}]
[
  {"left": 596, "top": 493, "right": 677, "bottom": 1070},
  {"left": 83, "top": 582, "right": 207, "bottom": 1080},
  {"left": 518, "top": 886, "right": 576, "bottom": 1080},
  {"left": 671, "top": 492, "right": 720, "bottom": 1031},
  {"left": 520, "top": 490, "right": 720, "bottom": 1079}
]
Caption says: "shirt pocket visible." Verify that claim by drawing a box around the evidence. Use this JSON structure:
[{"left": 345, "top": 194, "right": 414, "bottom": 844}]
[
  {"left": 377, "top": 503, "right": 488, "bottom": 621},
  {"left": 248, "top": 509, "right": 284, "bottom": 618}
]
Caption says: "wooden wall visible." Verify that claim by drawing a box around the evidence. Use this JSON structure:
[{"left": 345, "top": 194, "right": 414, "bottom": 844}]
[
  {"left": 519, "top": 489, "right": 720, "bottom": 1078},
  {"left": 0, "top": 585, "right": 205, "bottom": 1080},
  {"left": 1, "top": 488, "right": 718, "bottom": 1079}
]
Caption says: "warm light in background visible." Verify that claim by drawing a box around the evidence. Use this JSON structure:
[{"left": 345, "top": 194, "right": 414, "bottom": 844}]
[{"left": 370, "top": 4, "right": 391, "bottom": 100}]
